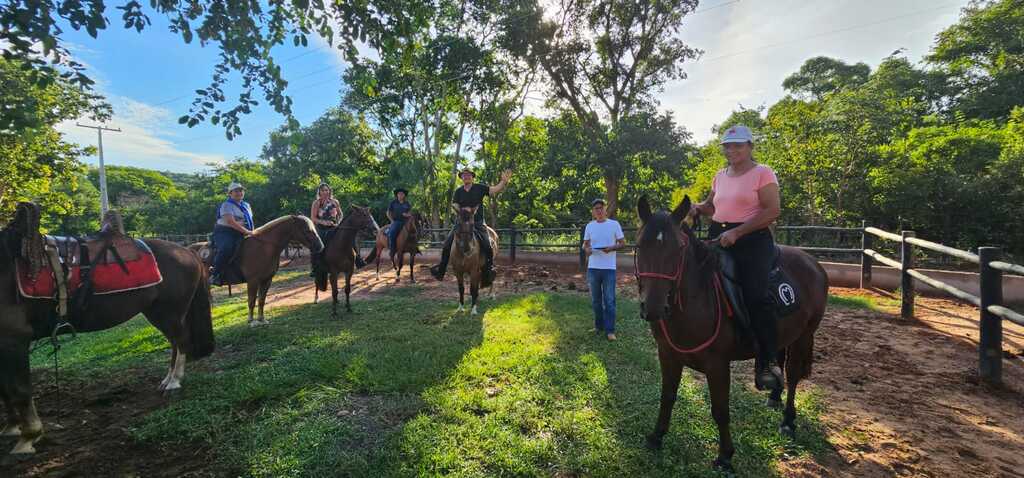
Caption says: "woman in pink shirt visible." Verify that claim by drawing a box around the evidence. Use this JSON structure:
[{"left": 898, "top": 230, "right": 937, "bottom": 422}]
[{"left": 689, "top": 124, "right": 784, "bottom": 391}]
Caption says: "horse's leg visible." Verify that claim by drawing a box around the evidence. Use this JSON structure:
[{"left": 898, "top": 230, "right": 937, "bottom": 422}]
[
  {"left": 470, "top": 277, "right": 480, "bottom": 316},
  {"left": 158, "top": 346, "right": 179, "bottom": 391},
  {"left": 456, "top": 274, "right": 465, "bottom": 313},
  {"left": 1, "top": 385, "right": 20, "bottom": 437},
  {"left": 780, "top": 329, "right": 815, "bottom": 439},
  {"left": 708, "top": 363, "right": 736, "bottom": 473},
  {"left": 766, "top": 350, "right": 787, "bottom": 409},
  {"left": 395, "top": 252, "right": 404, "bottom": 284},
  {"left": 375, "top": 244, "right": 383, "bottom": 280},
  {"left": 344, "top": 271, "right": 353, "bottom": 313},
  {"left": 330, "top": 272, "right": 339, "bottom": 319},
  {"left": 246, "top": 280, "right": 259, "bottom": 327},
  {"left": 645, "top": 356, "right": 683, "bottom": 450},
  {"left": 257, "top": 278, "right": 272, "bottom": 325},
  {"left": 1, "top": 338, "right": 43, "bottom": 454},
  {"left": 409, "top": 252, "right": 416, "bottom": 283},
  {"left": 162, "top": 347, "right": 188, "bottom": 391}
]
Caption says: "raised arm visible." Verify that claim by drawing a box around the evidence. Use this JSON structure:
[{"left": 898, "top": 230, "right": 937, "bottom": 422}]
[{"left": 489, "top": 170, "right": 513, "bottom": 195}]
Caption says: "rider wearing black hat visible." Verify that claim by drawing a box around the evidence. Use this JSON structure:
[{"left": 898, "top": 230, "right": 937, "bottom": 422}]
[
  {"left": 430, "top": 168, "right": 512, "bottom": 284},
  {"left": 386, "top": 188, "right": 413, "bottom": 259}
]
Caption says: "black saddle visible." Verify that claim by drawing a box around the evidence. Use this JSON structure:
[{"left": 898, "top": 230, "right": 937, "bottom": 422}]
[{"left": 714, "top": 246, "right": 801, "bottom": 340}]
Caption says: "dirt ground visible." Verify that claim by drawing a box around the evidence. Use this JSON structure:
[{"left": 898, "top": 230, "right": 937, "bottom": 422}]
[{"left": 4, "top": 260, "right": 1023, "bottom": 477}]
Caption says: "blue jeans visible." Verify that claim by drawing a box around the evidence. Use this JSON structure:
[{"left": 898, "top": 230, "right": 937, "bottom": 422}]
[
  {"left": 212, "top": 225, "right": 242, "bottom": 275},
  {"left": 387, "top": 220, "right": 405, "bottom": 253},
  {"left": 588, "top": 268, "right": 617, "bottom": 333}
]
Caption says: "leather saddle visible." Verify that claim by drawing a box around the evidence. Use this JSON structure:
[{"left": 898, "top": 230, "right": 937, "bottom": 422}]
[{"left": 713, "top": 245, "right": 801, "bottom": 342}]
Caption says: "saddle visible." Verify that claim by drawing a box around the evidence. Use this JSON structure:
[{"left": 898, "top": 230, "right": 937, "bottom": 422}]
[
  {"left": 15, "top": 210, "right": 163, "bottom": 321},
  {"left": 714, "top": 246, "right": 801, "bottom": 343},
  {"left": 205, "top": 234, "right": 247, "bottom": 286}
]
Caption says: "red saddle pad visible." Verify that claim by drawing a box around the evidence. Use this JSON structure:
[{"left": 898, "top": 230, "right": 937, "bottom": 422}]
[{"left": 16, "top": 240, "right": 163, "bottom": 299}]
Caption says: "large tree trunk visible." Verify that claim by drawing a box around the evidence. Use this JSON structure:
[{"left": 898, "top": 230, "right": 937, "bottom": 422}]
[{"left": 604, "top": 174, "right": 621, "bottom": 218}]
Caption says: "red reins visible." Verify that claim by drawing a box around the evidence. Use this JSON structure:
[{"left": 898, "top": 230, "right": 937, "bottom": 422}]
[{"left": 635, "top": 232, "right": 732, "bottom": 354}]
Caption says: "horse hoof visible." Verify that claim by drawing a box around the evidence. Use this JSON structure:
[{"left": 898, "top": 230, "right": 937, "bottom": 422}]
[
  {"left": 779, "top": 424, "right": 796, "bottom": 440},
  {"left": 765, "top": 398, "right": 783, "bottom": 410},
  {"left": 471, "top": 306, "right": 478, "bottom": 316},
  {"left": 248, "top": 321, "right": 259, "bottom": 329},
  {"left": 1, "top": 425, "right": 21, "bottom": 437},
  {"left": 10, "top": 436, "right": 41, "bottom": 455},
  {"left": 644, "top": 434, "right": 663, "bottom": 451},
  {"left": 712, "top": 457, "right": 735, "bottom": 475},
  {"left": 258, "top": 319, "right": 270, "bottom": 326}
]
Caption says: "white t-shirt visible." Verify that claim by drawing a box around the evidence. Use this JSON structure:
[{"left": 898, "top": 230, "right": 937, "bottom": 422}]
[{"left": 584, "top": 219, "right": 625, "bottom": 270}]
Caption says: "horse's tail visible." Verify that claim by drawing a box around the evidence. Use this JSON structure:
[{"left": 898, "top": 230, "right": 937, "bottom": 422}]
[{"left": 186, "top": 270, "right": 216, "bottom": 360}]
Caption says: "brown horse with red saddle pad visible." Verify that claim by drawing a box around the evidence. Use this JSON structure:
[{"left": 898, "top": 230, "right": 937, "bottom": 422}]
[
  {"left": 634, "top": 195, "right": 828, "bottom": 474},
  {"left": 0, "top": 203, "right": 216, "bottom": 456}
]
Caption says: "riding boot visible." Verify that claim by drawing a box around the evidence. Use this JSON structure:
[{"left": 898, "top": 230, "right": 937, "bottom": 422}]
[
  {"left": 355, "top": 249, "right": 367, "bottom": 268},
  {"left": 753, "top": 307, "right": 783, "bottom": 391},
  {"left": 430, "top": 233, "right": 455, "bottom": 281},
  {"left": 310, "top": 251, "right": 320, "bottom": 277}
]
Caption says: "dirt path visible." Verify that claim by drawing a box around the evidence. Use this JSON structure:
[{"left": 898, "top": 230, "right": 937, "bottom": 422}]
[{"left": 5, "top": 262, "right": 1023, "bottom": 477}]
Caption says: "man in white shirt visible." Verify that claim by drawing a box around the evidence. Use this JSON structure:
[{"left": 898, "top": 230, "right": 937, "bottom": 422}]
[{"left": 583, "top": 199, "right": 626, "bottom": 341}]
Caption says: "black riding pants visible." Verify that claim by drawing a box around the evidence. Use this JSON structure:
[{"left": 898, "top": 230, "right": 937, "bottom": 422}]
[{"left": 710, "top": 222, "right": 777, "bottom": 359}]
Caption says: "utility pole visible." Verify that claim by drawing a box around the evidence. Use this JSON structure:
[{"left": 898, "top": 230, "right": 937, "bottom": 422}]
[{"left": 76, "top": 123, "right": 121, "bottom": 216}]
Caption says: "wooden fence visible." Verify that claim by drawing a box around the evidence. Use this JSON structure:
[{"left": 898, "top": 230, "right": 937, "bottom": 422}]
[{"left": 862, "top": 224, "right": 1024, "bottom": 385}]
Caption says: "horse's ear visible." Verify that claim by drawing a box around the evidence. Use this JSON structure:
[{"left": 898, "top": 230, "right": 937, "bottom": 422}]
[
  {"left": 638, "top": 195, "right": 652, "bottom": 224},
  {"left": 670, "top": 195, "right": 692, "bottom": 225}
]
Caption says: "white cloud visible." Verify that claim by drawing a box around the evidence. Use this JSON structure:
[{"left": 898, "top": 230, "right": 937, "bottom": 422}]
[{"left": 57, "top": 95, "right": 227, "bottom": 172}]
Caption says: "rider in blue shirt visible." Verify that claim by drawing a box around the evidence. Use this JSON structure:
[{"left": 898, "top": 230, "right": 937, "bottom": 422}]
[
  {"left": 387, "top": 188, "right": 413, "bottom": 260},
  {"left": 211, "top": 182, "right": 254, "bottom": 285}
]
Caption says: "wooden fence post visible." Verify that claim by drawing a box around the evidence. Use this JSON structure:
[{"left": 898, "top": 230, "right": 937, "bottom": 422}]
[
  {"left": 860, "top": 220, "right": 872, "bottom": 289},
  {"left": 901, "top": 230, "right": 915, "bottom": 319},
  {"left": 978, "top": 246, "right": 1003, "bottom": 384},
  {"left": 509, "top": 226, "right": 517, "bottom": 264}
]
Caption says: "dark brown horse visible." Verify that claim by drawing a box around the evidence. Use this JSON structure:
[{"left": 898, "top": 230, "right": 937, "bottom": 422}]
[
  {"left": 0, "top": 203, "right": 215, "bottom": 455},
  {"left": 231, "top": 215, "right": 324, "bottom": 327},
  {"left": 634, "top": 196, "right": 827, "bottom": 473},
  {"left": 373, "top": 211, "right": 424, "bottom": 283},
  {"left": 450, "top": 206, "right": 498, "bottom": 315},
  {"left": 318, "top": 206, "right": 380, "bottom": 317}
]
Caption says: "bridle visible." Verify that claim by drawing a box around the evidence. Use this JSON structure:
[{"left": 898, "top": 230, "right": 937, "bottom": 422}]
[{"left": 634, "top": 225, "right": 732, "bottom": 354}]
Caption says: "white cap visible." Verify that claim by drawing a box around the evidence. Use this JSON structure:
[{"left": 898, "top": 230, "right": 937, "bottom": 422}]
[
  {"left": 227, "top": 182, "right": 245, "bottom": 193},
  {"left": 720, "top": 124, "right": 754, "bottom": 144}
]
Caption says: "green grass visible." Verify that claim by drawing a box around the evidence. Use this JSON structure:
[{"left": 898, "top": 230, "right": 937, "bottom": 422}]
[
  {"left": 32, "top": 287, "right": 836, "bottom": 477},
  {"left": 827, "top": 292, "right": 900, "bottom": 311}
]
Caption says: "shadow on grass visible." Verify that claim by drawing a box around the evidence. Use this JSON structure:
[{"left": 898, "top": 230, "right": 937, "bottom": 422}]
[{"left": 387, "top": 293, "right": 837, "bottom": 477}]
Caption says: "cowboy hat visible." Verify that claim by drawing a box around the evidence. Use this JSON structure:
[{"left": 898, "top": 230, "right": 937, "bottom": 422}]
[
  {"left": 227, "top": 182, "right": 245, "bottom": 193},
  {"left": 458, "top": 168, "right": 476, "bottom": 179},
  {"left": 393, "top": 188, "right": 409, "bottom": 196}
]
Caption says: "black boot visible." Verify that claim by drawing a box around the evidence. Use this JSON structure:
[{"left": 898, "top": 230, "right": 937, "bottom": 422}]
[
  {"left": 355, "top": 254, "right": 366, "bottom": 269},
  {"left": 310, "top": 252, "right": 320, "bottom": 278},
  {"left": 481, "top": 257, "right": 497, "bottom": 288},
  {"left": 753, "top": 309, "right": 783, "bottom": 391},
  {"left": 431, "top": 234, "right": 454, "bottom": 281}
]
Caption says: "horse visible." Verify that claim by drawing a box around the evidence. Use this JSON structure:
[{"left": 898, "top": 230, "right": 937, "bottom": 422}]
[
  {"left": 227, "top": 215, "right": 324, "bottom": 327},
  {"left": 0, "top": 202, "right": 216, "bottom": 455},
  {"left": 634, "top": 195, "right": 828, "bottom": 473},
  {"left": 373, "top": 211, "right": 425, "bottom": 283},
  {"left": 450, "top": 206, "right": 498, "bottom": 315},
  {"left": 318, "top": 206, "right": 380, "bottom": 318}
]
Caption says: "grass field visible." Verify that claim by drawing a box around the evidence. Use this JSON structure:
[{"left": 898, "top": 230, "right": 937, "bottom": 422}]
[{"left": 30, "top": 285, "right": 843, "bottom": 477}]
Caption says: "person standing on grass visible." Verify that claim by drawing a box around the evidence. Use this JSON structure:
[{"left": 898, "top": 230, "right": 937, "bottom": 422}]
[{"left": 583, "top": 198, "right": 626, "bottom": 341}]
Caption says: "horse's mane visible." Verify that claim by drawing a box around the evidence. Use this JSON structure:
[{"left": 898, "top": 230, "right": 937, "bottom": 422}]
[
  {"left": 253, "top": 215, "right": 295, "bottom": 235},
  {"left": 639, "top": 210, "right": 715, "bottom": 275}
]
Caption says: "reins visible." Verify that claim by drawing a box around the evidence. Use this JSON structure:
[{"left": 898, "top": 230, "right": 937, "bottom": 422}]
[{"left": 634, "top": 227, "right": 732, "bottom": 354}]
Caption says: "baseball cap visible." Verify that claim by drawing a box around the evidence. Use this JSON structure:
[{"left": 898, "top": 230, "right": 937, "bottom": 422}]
[{"left": 720, "top": 124, "right": 755, "bottom": 144}]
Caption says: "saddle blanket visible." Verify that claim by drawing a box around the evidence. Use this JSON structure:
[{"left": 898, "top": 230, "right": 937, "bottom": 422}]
[{"left": 16, "top": 239, "right": 163, "bottom": 299}]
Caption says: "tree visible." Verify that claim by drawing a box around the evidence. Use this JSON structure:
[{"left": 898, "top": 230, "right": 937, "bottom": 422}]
[
  {"left": 782, "top": 56, "right": 871, "bottom": 100},
  {"left": 928, "top": 0, "right": 1024, "bottom": 121},
  {"left": 500, "top": 0, "right": 701, "bottom": 216},
  {"left": 86, "top": 166, "right": 184, "bottom": 234},
  {"left": 0, "top": 57, "right": 96, "bottom": 228},
  {"left": 1, "top": 0, "right": 432, "bottom": 137}
]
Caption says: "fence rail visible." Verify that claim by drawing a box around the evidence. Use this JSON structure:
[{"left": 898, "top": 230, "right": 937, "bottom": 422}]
[{"left": 862, "top": 227, "right": 1024, "bottom": 384}]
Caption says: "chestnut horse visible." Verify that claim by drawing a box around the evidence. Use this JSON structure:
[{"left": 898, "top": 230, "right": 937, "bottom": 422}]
[
  {"left": 634, "top": 196, "right": 827, "bottom": 473},
  {"left": 373, "top": 211, "right": 425, "bottom": 283},
  {"left": 317, "top": 206, "right": 380, "bottom": 318},
  {"left": 0, "top": 202, "right": 215, "bottom": 455},
  {"left": 231, "top": 215, "right": 324, "bottom": 327},
  {"left": 450, "top": 206, "right": 498, "bottom": 315}
]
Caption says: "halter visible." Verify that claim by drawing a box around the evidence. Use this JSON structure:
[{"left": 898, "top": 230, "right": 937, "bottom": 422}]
[{"left": 634, "top": 228, "right": 732, "bottom": 354}]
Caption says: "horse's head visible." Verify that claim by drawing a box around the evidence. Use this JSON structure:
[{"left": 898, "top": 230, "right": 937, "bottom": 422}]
[
  {"left": 292, "top": 215, "right": 324, "bottom": 253},
  {"left": 455, "top": 206, "right": 478, "bottom": 254},
  {"left": 635, "top": 195, "right": 703, "bottom": 323},
  {"left": 347, "top": 206, "right": 381, "bottom": 236}
]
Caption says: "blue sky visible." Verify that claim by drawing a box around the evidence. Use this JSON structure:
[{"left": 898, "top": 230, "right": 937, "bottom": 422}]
[{"left": 56, "top": 0, "right": 970, "bottom": 174}]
